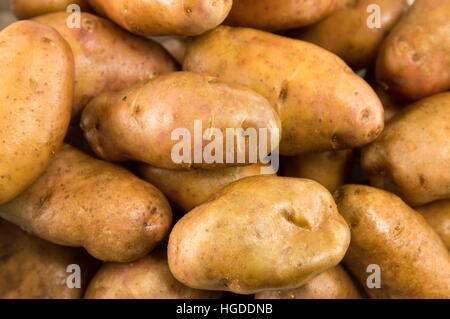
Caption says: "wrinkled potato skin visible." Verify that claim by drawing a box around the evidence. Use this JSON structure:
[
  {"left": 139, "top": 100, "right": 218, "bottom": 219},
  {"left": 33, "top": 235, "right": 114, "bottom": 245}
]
[
  {"left": 0, "top": 219, "right": 99, "bottom": 299},
  {"left": 376, "top": 0, "right": 450, "bottom": 101},
  {"left": 417, "top": 200, "right": 450, "bottom": 250},
  {"left": 226, "top": 0, "right": 337, "bottom": 31},
  {"left": 0, "top": 21, "right": 73, "bottom": 204},
  {"left": 85, "top": 249, "right": 222, "bottom": 299},
  {"left": 81, "top": 72, "right": 281, "bottom": 170},
  {"left": 255, "top": 265, "right": 364, "bottom": 299},
  {"left": 184, "top": 27, "right": 384, "bottom": 155},
  {"left": 11, "top": 0, "right": 90, "bottom": 19},
  {"left": 0, "top": 145, "right": 172, "bottom": 263},
  {"left": 88, "top": 0, "right": 232, "bottom": 36},
  {"left": 335, "top": 185, "right": 450, "bottom": 299},
  {"left": 33, "top": 12, "right": 176, "bottom": 118},
  {"left": 362, "top": 92, "right": 450, "bottom": 206},
  {"left": 168, "top": 176, "right": 351, "bottom": 294}
]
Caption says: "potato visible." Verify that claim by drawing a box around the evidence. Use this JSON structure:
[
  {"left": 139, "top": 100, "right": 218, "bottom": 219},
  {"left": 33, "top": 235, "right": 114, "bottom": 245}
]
[
  {"left": 0, "top": 145, "right": 172, "bottom": 263},
  {"left": 334, "top": 185, "right": 450, "bottom": 299},
  {"left": 168, "top": 175, "right": 350, "bottom": 294},
  {"left": 153, "top": 36, "right": 189, "bottom": 65},
  {"left": 81, "top": 72, "right": 281, "bottom": 170},
  {"left": 373, "top": 83, "right": 404, "bottom": 122},
  {"left": 88, "top": 0, "right": 232, "bottom": 36},
  {"left": 225, "top": 0, "right": 337, "bottom": 31},
  {"left": 417, "top": 200, "right": 450, "bottom": 250},
  {"left": 0, "top": 21, "right": 73, "bottom": 205},
  {"left": 0, "top": 219, "right": 99, "bottom": 299},
  {"left": 362, "top": 92, "right": 450, "bottom": 206},
  {"left": 281, "top": 150, "right": 353, "bottom": 192},
  {"left": 184, "top": 26, "right": 384, "bottom": 156},
  {"left": 11, "top": 0, "right": 90, "bottom": 19},
  {"left": 255, "top": 265, "right": 364, "bottom": 299},
  {"left": 85, "top": 249, "right": 222, "bottom": 299},
  {"left": 376, "top": 0, "right": 450, "bottom": 101},
  {"left": 33, "top": 12, "right": 176, "bottom": 118}
]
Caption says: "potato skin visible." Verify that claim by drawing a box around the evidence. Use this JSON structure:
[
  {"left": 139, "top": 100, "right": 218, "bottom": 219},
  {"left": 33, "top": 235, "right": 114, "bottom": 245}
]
[
  {"left": 168, "top": 175, "right": 350, "bottom": 294},
  {"left": 334, "top": 185, "right": 450, "bottom": 299},
  {"left": 88, "top": 0, "right": 232, "bottom": 36},
  {"left": 255, "top": 265, "right": 364, "bottom": 299},
  {"left": 81, "top": 72, "right": 281, "bottom": 170},
  {"left": 376, "top": 0, "right": 450, "bottom": 101},
  {"left": 362, "top": 92, "right": 450, "bottom": 206},
  {"left": 33, "top": 12, "right": 176, "bottom": 118},
  {"left": 0, "top": 145, "right": 172, "bottom": 263},
  {"left": 184, "top": 26, "right": 384, "bottom": 156},
  {"left": 0, "top": 219, "right": 99, "bottom": 299},
  {"left": 153, "top": 36, "right": 189, "bottom": 65},
  {"left": 11, "top": 0, "right": 90, "bottom": 19},
  {"left": 417, "top": 200, "right": 450, "bottom": 251},
  {"left": 0, "top": 21, "right": 74, "bottom": 204}
]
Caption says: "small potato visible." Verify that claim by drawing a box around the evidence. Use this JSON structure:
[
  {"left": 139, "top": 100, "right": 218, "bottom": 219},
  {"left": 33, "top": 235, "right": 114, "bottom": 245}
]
[
  {"left": 81, "top": 72, "right": 281, "bottom": 170},
  {"left": 376, "top": 0, "right": 450, "bottom": 100},
  {"left": 88, "top": 0, "right": 232, "bottom": 36},
  {"left": 417, "top": 200, "right": 450, "bottom": 250},
  {"left": 255, "top": 265, "right": 364, "bottom": 299},
  {"left": 85, "top": 249, "right": 222, "bottom": 299},
  {"left": 153, "top": 36, "right": 189, "bottom": 65},
  {"left": 225, "top": 0, "right": 337, "bottom": 31},
  {"left": 0, "top": 21, "right": 73, "bottom": 204},
  {"left": 334, "top": 185, "right": 450, "bottom": 299},
  {"left": 362, "top": 92, "right": 450, "bottom": 206},
  {"left": 184, "top": 26, "right": 384, "bottom": 155},
  {"left": 33, "top": 12, "right": 176, "bottom": 118},
  {"left": 168, "top": 175, "right": 351, "bottom": 294},
  {"left": 0, "top": 219, "right": 99, "bottom": 299},
  {"left": 0, "top": 145, "right": 172, "bottom": 263},
  {"left": 11, "top": 0, "right": 90, "bottom": 19}
]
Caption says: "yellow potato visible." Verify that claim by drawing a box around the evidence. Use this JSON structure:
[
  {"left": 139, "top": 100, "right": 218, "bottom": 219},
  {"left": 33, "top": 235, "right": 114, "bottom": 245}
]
[
  {"left": 11, "top": 0, "right": 90, "bottom": 19},
  {"left": 417, "top": 199, "right": 450, "bottom": 250}
]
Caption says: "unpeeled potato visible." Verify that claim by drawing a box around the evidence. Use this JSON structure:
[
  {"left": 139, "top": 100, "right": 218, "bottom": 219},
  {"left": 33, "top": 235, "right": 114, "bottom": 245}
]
[
  {"left": 417, "top": 199, "right": 450, "bottom": 250},
  {"left": 11, "top": 0, "right": 90, "bottom": 19}
]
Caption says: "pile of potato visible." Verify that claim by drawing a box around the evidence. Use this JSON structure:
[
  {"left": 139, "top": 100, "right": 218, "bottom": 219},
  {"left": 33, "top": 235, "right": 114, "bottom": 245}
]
[{"left": 0, "top": 0, "right": 449, "bottom": 299}]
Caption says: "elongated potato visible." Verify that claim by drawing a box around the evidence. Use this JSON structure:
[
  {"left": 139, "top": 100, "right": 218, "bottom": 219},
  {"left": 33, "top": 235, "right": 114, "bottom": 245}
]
[
  {"left": 33, "top": 12, "right": 176, "bottom": 118},
  {"left": 255, "top": 265, "right": 364, "bottom": 299},
  {"left": 417, "top": 200, "right": 450, "bottom": 250},
  {"left": 81, "top": 72, "right": 281, "bottom": 170},
  {"left": 0, "top": 145, "right": 172, "bottom": 263},
  {"left": 0, "top": 219, "right": 99, "bottom": 299},
  {"left": 184, "top": 27, "right": 384, "bottom": 155},
  {"left": 376, "top": 0, "right": 450, "bottom": 100},
  {"left": 168, "top": 175, "right": 351, "bottom": 294},
  {"left": 11, "top": 0, "right": 90, "bottom": 19},
  {"left": 362, "top": 92, "right": 450, "bottom": 206},
  {"left": 334, "top": 185, "right": 450, "bottom": 299},
  {"left": 0, "top": 21, "right": 73, "bottom": 204},
  {"left": 85, "top": 249, "right": 222, "bottom": 299},
  {"left": 88, "top": 0, "right": 232, "bottom": 36}
]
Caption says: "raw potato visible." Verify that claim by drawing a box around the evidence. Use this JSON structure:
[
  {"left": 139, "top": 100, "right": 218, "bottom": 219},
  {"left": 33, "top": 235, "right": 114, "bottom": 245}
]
[
  {"left": 184, "top": 26, "right": 384, "bottom": 155},
  {"left": 168, "top": 175, "right": 351, "bottom": 294},
  {"left": 81, "top": 72, "right": 281, "bottom": 170},
  {"left": 88, "top": 0, "right": 232, "bottom": 36},
  {"left": 33, "top": 12, "right": 176, "bottom": 118},
  {"left": 417, "top": 200, "right": 450, "bottom": 250},
  {"left": 11, "top": 0, "right": 90, "bottom": 19},
  {"left": 226, "top": 0, "right": 337, "bottom": 31},
  {"left": 153, "top": 36, "right": 189, "bottom": 65},
  {"left": 0, "top": 145, "right": 172, "bottom": 263},
  {"left": 376, "top": 0, "right": 450, "bottom": 100},
  {"left": 334, "top": 185, "right": 450, "bottom": 299},
  {"left": 85, "top": 249, "right": 222, "bottom": 299},
  {"left": 0, "top": 21, "right": 74, "bottom": 205},
  {"left": 362, "top": 92, "right": 450, "bottom": 206},
  {"left": 0, "top": 219, "right": 98, "bottom": 299},
  {"left": 255, "top": 265, "right": 364, "bottom": 299}
]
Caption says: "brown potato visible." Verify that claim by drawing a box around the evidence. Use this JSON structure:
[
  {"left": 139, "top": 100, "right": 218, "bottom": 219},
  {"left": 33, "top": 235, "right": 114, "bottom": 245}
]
[
  {"left": 334, "top": 185, "right": 450, "bottom": 299},
  {"left": 11, "top": 0, "right": 90, "bottom": 19},
  {"left": 81, "top": 72, "right": 281, "bottom": 170},
  {"left": 88, "top": 0, "right": 232, "bottom": 36},
  {"left": 417, "top": 199, "right": 450, "bottom": 250},
  {"left": 168, "top": 175, "right": 351, "bottom": 294},
  {"left": 0, "top": 21, "right": 73, "bottom": 204},
  {"left": 255, "top": 265, "right": 364, "bottom": 299},
  {"left": 0, "top": 145, "right": 172, "bottom": 263},
  {"left": 376, "top": 0, "right": 450, "bottom": 101},
  {"left": 33, "top": 12, "right": 176, "bottom": 118},
  {"left": 184, "top": 26, "right": 384, "bottom": 156},
  {"left": 153, "top": 36, "right": 189, "bottom": 65},
  {"left": 373, "top": 83, "right": 404, "bottom": 122},
  {"left": 0, "top": 219, "right": 99, "bottom": 299},
  {"left": 362, "top": 92, "right": 450, "bottom": 206}
]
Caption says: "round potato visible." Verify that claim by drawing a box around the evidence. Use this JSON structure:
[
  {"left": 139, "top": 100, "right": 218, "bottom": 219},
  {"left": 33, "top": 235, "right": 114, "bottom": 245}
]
[
  {"left": 11, "top": 0, "right": 90, "bottom": 19},
  {"left": 334, "top": 185, "right": 450, "bottom": 299},
  {"left": 416, "top": 199, "right": 450, "bottom": 251},
  {"left": 0, "top": 21, "right": 74, "bottom": 205},
  {"left": 0, "top": 145, "right": 172, "bottom": 263},
  {"left": 168, "top": 175, "right": 351, "bottom": 294}
]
